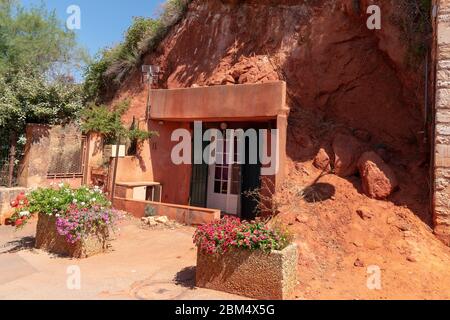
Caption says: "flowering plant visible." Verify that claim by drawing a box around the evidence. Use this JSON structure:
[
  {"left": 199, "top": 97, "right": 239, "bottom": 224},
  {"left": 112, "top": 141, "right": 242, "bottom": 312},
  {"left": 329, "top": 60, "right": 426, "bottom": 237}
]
[
  {"left": 193, "top": 217, "right": 291, "bottom": 255},
  {"left": 234, "top": 221, "right": 285, "bottom": 252},
  {"left": 193, "top": 216, "right": 242, "bottom": 255},
  {"left": 9, "top": 184, "right": 117, "bottom": 237},
  {"left": 8, "top": 192, "right": 32, "bottom": 228},
  {"left": 56, "top": 204, "right": 124, "bottom": 244},
  {"left": 25, "top": 183, "right": 110, "bottom": 216}
]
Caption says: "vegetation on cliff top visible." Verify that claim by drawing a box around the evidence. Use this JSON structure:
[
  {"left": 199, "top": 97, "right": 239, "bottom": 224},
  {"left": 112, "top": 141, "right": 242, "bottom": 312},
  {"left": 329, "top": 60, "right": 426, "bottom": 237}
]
[
  {"left": 83, "top": 0, "right": 191, "bottom": 103},
  {"left": 393, "top": 0, "right": 433, "bottom": 65}
]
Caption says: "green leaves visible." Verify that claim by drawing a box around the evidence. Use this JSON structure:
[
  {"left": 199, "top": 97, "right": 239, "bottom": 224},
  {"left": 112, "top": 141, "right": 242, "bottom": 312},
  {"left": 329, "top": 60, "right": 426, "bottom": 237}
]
[
  {"left": 0, "top": 72, "right": 84, "bottom": 132},
  {"left": 0, "top": 0, "right": 87, "bottom": 77},
  {"left": 25, "top": 184, "right": 111, "bottom": 216},
  {"left": 81, "top": 103, "right": 125, "bottom": 140},
  {"left": 0, "top": 0, "right": 85, "bottom": 144},
  {"left": 81, "top": 100, "right": 157, "bottom": 142}
]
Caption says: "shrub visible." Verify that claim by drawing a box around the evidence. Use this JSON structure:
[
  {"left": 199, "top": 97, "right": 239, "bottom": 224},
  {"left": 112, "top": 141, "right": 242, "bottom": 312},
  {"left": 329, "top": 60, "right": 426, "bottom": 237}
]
[
  {"left": 81, "top": 100, "right": 158, "bottom": 144},
  {"left": 25, "top": 184, "right": 111, "bottom": 216},
  {"left": 193, "top": 217, "right": 292, "bottom": 255}
]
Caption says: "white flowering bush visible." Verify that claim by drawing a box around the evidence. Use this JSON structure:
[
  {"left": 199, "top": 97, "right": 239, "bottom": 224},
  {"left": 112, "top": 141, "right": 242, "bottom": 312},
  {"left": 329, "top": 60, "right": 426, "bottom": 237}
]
[{"left": 25, "top": 184, "right": 111, "bottom": 216}]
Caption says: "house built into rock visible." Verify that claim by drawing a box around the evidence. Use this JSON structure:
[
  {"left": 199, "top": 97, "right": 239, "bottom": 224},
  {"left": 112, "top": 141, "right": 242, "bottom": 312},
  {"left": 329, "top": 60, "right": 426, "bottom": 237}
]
[{"left": 90, "top": 81, "right": 289, "bottom": 225}]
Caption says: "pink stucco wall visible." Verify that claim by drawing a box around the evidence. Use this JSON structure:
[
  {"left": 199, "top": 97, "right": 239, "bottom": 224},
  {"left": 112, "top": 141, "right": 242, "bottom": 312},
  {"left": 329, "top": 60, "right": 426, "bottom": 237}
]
[
  {"left": 114, "top": 120, "right": 192, "bottom": 205},
  {"left": 149, "top": 81, "right": 287, "bottom": 121}
]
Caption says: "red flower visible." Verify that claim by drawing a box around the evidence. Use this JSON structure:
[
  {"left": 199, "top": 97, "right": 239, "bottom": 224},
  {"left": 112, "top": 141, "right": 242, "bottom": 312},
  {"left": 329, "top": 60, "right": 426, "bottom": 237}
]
[
  {"left": 15, "top": 219, "right": 24, "bottom": 227},
  {"left": 16, "top": 193, "right": 27, "bottom": 201}
]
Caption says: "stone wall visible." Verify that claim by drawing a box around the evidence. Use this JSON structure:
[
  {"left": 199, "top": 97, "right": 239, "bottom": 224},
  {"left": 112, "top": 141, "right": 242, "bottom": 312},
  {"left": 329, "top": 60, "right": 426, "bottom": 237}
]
[
  {"left": 434, "top": 0, "right": 450, "bottom": 245},
  {"left": 18, "top": 124, "right": 84, "bottom": 188}
]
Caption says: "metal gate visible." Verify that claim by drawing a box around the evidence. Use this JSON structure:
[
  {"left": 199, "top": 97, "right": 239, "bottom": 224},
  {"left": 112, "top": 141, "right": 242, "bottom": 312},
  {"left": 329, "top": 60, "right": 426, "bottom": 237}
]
[{"left": 46, "top": 135, "right": 87, "bottom": 180}]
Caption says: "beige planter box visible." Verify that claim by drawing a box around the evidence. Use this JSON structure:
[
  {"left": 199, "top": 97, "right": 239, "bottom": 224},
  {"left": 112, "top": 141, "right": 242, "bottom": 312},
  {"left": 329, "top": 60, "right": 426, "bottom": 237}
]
[
  {"left": 35, "top": 214, "right": 110, "bottom": 259},
  {"left": 196, "top": 244, "right": 298, "bottom": 300}
]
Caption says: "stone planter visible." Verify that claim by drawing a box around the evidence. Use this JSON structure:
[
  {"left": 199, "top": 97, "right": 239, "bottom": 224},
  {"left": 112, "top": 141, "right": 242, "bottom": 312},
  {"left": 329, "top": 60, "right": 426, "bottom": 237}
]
[
  {"left": 196, "top": 244, "right": 298, "bottom": 300},
  {"left": 35, "top": 213, "right": 110, "bottom": 259}
]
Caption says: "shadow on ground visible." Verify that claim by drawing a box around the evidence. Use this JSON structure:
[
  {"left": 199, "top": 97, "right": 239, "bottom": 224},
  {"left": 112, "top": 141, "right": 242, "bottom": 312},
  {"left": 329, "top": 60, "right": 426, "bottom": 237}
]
[
  {"left": 173, "top": 266, "right": 197, "bottom": 289},
  {"left": 0, "top": 236, "right": 35, "bottom": 254}
]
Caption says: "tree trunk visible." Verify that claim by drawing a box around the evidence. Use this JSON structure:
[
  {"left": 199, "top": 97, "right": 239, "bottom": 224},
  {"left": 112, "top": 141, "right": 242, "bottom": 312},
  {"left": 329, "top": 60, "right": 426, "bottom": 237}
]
[{"left": 7, "top": 131, "right": 17, "bottom": 188}]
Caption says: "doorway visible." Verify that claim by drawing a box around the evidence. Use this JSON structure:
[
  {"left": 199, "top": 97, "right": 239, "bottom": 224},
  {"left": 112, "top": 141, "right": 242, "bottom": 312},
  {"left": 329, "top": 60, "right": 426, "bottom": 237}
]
[{"left": 206, "top": 136, "right": 241, "bottom": 215}]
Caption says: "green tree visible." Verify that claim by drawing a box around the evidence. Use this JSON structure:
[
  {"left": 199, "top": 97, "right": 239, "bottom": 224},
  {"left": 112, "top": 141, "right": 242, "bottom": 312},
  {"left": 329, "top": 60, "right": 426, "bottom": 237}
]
[
  {"left": 0, "top": 72, "right": 84, "bottom": 186},
  {"left": 0, "top": 0, "right": 87, "bottom": 77},
  {"left": 0, "top": 0, "right": 87, "bottom": 186}
]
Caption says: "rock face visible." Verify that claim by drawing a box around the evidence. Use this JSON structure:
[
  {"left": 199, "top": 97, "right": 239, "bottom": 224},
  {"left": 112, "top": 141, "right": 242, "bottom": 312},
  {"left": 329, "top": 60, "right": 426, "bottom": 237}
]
[
  {"left": 357, "top": 151, "right": 398, "bottom": 199},
  {"left": 114, "top": 0, "right": 425, "bottom": 155},
  {"left": 332, "top": 134, "right": 365, "bottom": 177},
  {"left": 313, "top": 148, "right": 332, "bottom": 172}
]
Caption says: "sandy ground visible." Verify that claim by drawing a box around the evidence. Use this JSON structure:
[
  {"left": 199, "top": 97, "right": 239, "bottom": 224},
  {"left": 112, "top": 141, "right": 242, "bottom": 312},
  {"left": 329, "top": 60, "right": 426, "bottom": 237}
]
[
  {"left": 0, "top": 217, "right": 243, "bottom": 300},
  {"left": 2, "top": 198, "right": 450, "bottom": 300},
  {"left": 280, "top": 162, "right": 450, "bottom": 300}
]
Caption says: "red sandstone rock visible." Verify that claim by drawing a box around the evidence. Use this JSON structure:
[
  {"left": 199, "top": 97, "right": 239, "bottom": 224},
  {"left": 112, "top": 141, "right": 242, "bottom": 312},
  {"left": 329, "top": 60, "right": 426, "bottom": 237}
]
[
  {"left": 353, "top": 129, "right": 371, "bottom": 142},
  {"left": 221, "top": 74, "right": 236, "bottom": 85},
  {"left": 356, "top": 207, "right": 374, "bottom": 220},
  {"left": 313, "top": 148, "right": 331, "bottom": 172},
  {"left": 332, "top": 134, "right": 365, "bottom": 177},
  {"left": 357, "top": 151, "right": 398, "bottom": 199},
  {"left": 354, "top": 258, "right": 365, "bottom": 268},
  {"left": 375, "top": 147, "right": 391, "bottom": 163}
]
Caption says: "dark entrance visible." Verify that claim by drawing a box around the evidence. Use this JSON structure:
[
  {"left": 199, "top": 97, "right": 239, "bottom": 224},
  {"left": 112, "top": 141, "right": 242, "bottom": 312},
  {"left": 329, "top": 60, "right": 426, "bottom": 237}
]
[
  {"left": 240, "top": 135, "right": 261, "bottom": 221},
  {"left": 189, "top": 122, "right": 264, "bottom": 219},
  {"left": 190, "top": 162, "right": 208, "bottom": 207}
]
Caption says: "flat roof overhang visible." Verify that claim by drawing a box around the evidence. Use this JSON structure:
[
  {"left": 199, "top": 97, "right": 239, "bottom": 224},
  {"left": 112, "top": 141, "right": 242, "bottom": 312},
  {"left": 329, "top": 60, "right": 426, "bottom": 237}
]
[{"left": 149, "top": 81, "right": 288, "bottom": 122}]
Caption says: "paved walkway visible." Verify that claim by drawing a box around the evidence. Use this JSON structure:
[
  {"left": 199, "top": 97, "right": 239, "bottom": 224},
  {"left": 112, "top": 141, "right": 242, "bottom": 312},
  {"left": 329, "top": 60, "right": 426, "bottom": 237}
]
[{"left": 0, "top": 217, "right": 244, "bottom": 300}]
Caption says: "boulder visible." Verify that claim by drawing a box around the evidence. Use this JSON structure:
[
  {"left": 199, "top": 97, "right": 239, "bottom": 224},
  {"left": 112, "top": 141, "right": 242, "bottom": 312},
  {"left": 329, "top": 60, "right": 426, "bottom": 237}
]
[
  {"left": 313, "top": 148, "right": 332, "bottom": 172},
  {"left": 357, "top": 151, "right": 398, "bottom": 199},
  {"left": 332, "top": 133, "right": 365, "bottom": 177}
]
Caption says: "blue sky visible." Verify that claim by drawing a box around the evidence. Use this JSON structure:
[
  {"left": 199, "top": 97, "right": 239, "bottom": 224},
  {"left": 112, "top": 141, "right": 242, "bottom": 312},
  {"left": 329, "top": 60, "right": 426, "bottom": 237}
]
[{"left": 22, "top": 0, "right": 164, "bottom": 79}]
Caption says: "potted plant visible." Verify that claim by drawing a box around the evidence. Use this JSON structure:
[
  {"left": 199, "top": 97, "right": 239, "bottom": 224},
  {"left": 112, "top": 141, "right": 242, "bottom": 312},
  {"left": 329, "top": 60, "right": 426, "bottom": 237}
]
[
  {"left": 193, "top": 216, "right": 298, "bottom": 300},
  {"left": 10, "top": 184, "right": 124, "bottom": 258}
]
